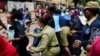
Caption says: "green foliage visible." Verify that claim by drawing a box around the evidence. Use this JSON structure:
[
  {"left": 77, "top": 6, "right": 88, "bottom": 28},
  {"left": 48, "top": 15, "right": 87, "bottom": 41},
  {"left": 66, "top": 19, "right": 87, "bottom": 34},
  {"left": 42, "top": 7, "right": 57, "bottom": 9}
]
[{"left": 73, "top": 0, "right": 100, "bottom": 5}]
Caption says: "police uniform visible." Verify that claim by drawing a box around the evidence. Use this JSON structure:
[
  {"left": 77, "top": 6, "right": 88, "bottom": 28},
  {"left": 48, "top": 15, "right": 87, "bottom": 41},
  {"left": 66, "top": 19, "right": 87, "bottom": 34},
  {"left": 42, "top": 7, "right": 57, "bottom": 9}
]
[
  {"left": 81, "top": 1, "right": 100, "bottom": 49},
  {"left": 28, "top": 25, "right": 60, "bottom": 56},
  {"left": 60, "top": 26, "right": 70, "bottom": 47},
  {"left": 80, "top": 1, "right": 100, "bottom": 56}
]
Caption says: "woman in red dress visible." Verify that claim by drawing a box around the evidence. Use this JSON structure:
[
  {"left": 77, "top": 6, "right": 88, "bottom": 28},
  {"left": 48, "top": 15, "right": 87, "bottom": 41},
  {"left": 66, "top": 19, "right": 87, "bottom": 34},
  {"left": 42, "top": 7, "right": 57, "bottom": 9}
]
[{"left": 0, "top": 35, "right": 18, "bottom": 56}]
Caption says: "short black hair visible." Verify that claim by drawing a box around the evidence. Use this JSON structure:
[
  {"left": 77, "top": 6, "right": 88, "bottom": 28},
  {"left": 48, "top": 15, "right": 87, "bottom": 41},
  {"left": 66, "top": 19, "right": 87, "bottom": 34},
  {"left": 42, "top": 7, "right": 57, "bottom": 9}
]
[
  {"left": 48, "top": 5, "right": 56, "bottom": 14},
  {"left": 11, "top": 9, "right": 23, "bottom": 20},
  {"left": 16, "top": 10, "right": 23, "bottom": 20},
  {"left": 54, "top": 9, "right": 61, "bottom": 14}
]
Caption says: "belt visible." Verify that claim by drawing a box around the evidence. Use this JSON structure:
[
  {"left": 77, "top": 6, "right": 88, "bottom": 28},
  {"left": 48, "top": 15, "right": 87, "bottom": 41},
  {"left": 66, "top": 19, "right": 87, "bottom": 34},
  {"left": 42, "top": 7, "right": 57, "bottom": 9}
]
[{"left": 48, "top": 44, "right": 59, "bottom": 47}]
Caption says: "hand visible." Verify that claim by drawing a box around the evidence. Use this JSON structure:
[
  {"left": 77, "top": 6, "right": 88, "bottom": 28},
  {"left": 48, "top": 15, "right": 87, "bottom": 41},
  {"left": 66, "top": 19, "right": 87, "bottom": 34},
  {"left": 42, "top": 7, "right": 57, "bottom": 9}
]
[
  {"left": 29, "top": 46, "right": 34, "bottom": 51},
  {"left": 26, "top": 32, "right": 33, "bottom": 36},
  {"left": 72, "top": 40, "right": 81, "bottom": 48},
  {"left": 92, "top": 37, "right": 97, "bottom": 44},
  {"left": 86, "top": 44, "right": 92, "bottom": 52},
  {"left": 4, "top": 37, "right": 12, "bottom": 42},
  {"left": 69, "top": 30, "right": 77, "bottom": 36},
  {"left": 7, "top": 38, "right": 12, "bottom": 42},
  {"left": 71, "top": 30, "right": 77, "bottom": 34},
  {"left": 29, "top": 46, "right": 32, "bottom": 50}
]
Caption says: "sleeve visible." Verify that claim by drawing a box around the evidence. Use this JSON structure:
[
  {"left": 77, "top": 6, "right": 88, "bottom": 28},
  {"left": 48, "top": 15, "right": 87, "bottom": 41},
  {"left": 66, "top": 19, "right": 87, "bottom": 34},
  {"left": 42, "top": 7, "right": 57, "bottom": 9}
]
[
  {"left": 31, "top": 34, "right": 49, "bottom": 52},
  {"left": 28, "top": 32, "right": 42, "bottom": 38},
  {"left": 82, "top": 41, "right": 89, "bottom": 47},
  {"left": 81, "top": 26, "right": 90, "bottom": 47},
  {"left": 81, "top": 34, "right": 90, "bottom": 48}
]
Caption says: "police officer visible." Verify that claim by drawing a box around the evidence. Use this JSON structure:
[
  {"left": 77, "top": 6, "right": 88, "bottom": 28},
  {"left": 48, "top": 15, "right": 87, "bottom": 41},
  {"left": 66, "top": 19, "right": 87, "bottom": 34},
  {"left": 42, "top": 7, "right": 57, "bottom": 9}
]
[
  {"left": 27, "top": 18, "right": 60, "bottom": 56},
  {"left": 72, "top": 1, "right": 100, "bottom": 56}
]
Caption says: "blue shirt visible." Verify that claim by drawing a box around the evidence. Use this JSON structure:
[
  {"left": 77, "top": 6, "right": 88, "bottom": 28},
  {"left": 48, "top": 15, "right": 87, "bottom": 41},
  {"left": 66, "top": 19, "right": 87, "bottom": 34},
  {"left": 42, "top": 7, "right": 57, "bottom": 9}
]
[{"left": 61, "top": 12, "right": 71, "bottom": 21}]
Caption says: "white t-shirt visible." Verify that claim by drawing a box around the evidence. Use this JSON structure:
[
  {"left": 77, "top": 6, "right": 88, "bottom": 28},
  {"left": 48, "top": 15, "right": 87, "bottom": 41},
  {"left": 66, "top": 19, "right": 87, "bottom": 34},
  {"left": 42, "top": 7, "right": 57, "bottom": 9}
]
[{"left": 53, "top": 15, "right": 61, "bottom": 32}]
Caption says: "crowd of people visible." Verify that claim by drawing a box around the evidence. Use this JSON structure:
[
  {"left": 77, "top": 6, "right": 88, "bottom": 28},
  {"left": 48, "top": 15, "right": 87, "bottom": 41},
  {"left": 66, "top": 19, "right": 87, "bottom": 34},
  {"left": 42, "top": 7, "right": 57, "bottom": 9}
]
[{"left": 0, "top": 1, "right": 100, "bottom": 56}]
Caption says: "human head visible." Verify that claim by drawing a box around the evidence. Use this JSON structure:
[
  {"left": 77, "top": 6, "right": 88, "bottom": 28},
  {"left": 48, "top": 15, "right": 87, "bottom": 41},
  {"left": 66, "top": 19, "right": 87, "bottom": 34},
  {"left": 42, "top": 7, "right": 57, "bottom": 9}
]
[
  {"left": 69, "top": 9, "right": 75, "bottom": 16},
  {"left": 38, "top": 17, "right": 49, "bottom": 28},
  {"left": 6, "top": 12, "right": 15, "bottom": 24},
  {"left": 24, "top": 8, "right": 28, "bottom": 12},
  {"left": 16, "top": 10, "right": 23, "bottom": 20},
  {"left": 84, "top": 1, "right": 99, "bottom": 21},
  {"left": 54, "top": 9, "right": 61, "bottom": 15}
]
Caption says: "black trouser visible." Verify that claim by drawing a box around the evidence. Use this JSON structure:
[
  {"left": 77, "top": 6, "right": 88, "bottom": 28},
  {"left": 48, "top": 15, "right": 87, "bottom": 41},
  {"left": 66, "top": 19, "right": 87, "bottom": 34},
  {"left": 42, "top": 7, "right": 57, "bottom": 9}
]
[
  {"left": 12, "top": 38, "right": 31, "bottom": 56},
  {"left": 17, "top": 46, "right": 31, "bottom": 56},
  {"left": 68, "top": 33, "right": 81, "bottom": 56},
  {"left": 56, "top": 32, "right": 61, "bottom": 44}
]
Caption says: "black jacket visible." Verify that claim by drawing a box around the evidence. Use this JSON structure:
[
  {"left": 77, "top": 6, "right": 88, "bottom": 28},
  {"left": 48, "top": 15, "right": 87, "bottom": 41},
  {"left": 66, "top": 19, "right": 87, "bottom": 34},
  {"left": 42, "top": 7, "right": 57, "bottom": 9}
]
[{"left": 12, "top": 21, "right": 29, "bottom": 47}]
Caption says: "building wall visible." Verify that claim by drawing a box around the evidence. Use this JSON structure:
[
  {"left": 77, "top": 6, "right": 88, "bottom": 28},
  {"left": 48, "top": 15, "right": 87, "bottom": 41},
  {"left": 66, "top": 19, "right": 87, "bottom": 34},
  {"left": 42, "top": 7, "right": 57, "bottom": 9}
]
[{"left": 36, "top": 0, "right": 73, "bottom": 5}]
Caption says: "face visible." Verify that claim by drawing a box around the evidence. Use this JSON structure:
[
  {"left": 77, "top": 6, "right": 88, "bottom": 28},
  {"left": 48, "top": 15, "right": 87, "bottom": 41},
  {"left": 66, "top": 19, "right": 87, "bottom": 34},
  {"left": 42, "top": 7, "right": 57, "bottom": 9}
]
[
  {"left": 69, "top": 10, "right": 74, "bottom": 16},
  {"left": 84, "top": 9, "right": 91, "bottom": 21}
]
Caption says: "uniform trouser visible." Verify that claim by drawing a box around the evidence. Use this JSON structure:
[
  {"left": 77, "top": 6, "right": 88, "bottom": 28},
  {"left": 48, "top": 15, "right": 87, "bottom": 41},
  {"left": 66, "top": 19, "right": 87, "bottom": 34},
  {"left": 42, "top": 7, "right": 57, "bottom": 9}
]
[
  {"left": 56, "top": 31, "right": 69, "bottom": 56},
  {"left": 42, "top": 47, "right": 60, "bottom": 56},
  {"left": 60, "top": 27, "right": 70, "bottom": 47},
  {"left": 60, "top": 27, "right": 70, "bottom": 56}
]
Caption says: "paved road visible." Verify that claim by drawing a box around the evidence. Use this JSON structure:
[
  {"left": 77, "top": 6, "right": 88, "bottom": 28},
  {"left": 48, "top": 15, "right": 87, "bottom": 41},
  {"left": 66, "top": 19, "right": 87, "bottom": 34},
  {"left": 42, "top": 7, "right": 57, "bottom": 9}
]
[{"left": 0, "top": 12, "right": 40, "bottom": 56}]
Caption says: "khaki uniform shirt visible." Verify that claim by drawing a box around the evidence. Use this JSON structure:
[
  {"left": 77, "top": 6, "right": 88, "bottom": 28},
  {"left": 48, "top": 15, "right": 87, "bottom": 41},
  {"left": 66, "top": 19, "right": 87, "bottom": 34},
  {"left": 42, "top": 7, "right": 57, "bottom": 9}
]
[{"left": 29, "top": 25, "right": 60, "bottom": 56}]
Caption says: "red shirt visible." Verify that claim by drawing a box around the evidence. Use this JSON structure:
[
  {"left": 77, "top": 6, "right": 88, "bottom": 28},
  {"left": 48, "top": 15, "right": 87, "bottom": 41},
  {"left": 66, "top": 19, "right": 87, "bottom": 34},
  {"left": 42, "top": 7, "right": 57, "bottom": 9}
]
[
  {"left": 88, "top": 36, "right": 100, "bottom": 56},
  {"left": 0, "top": 35, "right": 18, "bottom": 56}
]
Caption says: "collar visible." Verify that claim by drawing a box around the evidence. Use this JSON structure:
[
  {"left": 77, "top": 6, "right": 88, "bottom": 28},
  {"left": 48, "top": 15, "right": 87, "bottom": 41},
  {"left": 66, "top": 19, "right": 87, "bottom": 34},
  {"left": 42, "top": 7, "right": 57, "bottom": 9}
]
[
  {"left": 43, "top": 25, "right": 48, "bottom": 30},
  {"left": 87, "top": 14, "right": 98, "bottom": 25}
]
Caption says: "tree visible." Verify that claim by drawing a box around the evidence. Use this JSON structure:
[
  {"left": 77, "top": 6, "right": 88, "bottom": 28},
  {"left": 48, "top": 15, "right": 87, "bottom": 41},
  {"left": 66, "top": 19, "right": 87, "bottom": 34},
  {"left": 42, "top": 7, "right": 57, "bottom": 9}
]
[
  {"left": 8, "top": 0, "right": 33, "bottom": 2},
  {"left": 73, "top": 0, "right": 99, "bottom": 7},
  {"left": 73, "top": 0, "right": 78, "bottom": 8}
]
